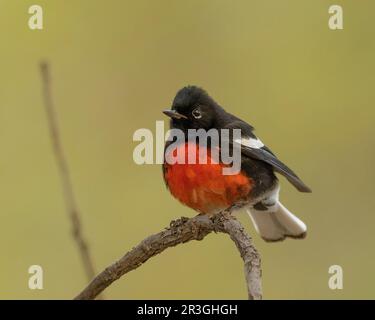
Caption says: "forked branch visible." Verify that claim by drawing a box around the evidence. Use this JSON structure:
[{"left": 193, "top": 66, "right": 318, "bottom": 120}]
[{"left": 75, "top": 213, "right": 262, "bottom": 300}]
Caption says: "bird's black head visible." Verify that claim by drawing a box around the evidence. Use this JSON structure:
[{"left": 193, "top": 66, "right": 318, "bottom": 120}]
[{"left": 163, "top": 86, "right": 224, "bottom": 131}]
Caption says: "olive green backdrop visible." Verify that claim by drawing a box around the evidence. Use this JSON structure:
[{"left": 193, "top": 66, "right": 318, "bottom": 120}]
[{"left": 1, "top": 0, "right": 374, "bottom": 299}]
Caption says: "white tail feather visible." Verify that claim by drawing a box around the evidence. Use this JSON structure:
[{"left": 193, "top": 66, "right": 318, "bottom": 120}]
[{"left": 247, "top": 202, "right": 307, "bottom": 242}]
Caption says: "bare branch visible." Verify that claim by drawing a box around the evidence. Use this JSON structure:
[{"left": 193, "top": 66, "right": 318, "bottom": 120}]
[
  {"left": 40, "top": 62, "right": 97, "bottom": 282},
  {"left": 74, "top": 213, "right": 262, "bottom": 300}
]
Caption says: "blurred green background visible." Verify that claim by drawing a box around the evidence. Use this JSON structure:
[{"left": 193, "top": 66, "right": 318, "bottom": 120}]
[{"left": 0, "top": 0, "right": 374, "bottom": 299}]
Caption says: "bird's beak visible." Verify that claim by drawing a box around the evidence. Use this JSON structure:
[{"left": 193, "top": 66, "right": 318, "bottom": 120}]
[{"left": 162, "top": 109, "right": 188, "bottom": 120}]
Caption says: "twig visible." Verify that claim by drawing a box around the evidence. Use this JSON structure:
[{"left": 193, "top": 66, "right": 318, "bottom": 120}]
[
  {"left": 74, "top": 212, "right": 262, "bottom": 300},
  {"left": 40, "top": 62, "right": 97, "bottom": 284}
]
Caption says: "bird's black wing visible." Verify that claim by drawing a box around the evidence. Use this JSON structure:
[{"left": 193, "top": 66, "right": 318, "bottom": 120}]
[
  {"left": 224, "top": 120, "right": 312, "bottom": 193},
  {"left": 240, "top": 146, "right": 312, "bottom": 192}
]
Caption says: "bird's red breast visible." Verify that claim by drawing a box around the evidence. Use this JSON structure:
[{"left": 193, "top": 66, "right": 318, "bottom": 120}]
[{"left": 163, "top": 142, "right": 253, "bottom": 215}]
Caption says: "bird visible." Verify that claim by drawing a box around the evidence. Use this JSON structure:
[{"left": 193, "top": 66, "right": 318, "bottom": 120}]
[{"left": 162, "top": 86, "right": 311, "bottom": 242}]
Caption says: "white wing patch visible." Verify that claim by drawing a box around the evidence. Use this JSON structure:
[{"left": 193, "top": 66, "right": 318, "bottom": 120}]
[{"left": 234, "top": 136, "right": 264, "bottom": 149}]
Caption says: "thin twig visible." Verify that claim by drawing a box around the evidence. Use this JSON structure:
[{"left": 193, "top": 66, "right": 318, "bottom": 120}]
[
  {"left": 74, "top": 213, "right": 262, "bottom": 300},
  {"left": 40, "top": 62, "right": 97, "bottom": 284}
]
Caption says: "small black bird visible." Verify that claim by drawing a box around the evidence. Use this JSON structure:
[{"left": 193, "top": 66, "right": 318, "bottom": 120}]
[{"left": 163, "top": 86, "right": 311, "bottom": 242}]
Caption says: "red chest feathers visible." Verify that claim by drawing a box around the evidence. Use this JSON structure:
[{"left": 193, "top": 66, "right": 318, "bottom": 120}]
[{"left": 163, "top": 142, "right": 252, "bottom": 214}]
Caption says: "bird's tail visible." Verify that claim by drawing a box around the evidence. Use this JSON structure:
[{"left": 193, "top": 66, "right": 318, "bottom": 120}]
[{"left": 246, "top": 202, "right": 307, "bottom": 242}]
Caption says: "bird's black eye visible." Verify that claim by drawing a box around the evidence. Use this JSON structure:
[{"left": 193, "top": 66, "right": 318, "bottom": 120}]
[{"left": 192, "top": 108, "right": 202, "bottom": 119}]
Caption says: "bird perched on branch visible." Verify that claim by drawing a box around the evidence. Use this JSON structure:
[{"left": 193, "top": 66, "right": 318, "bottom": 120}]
[{"left": 163, "top": 86, "right": 311, "bottom": 242}]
